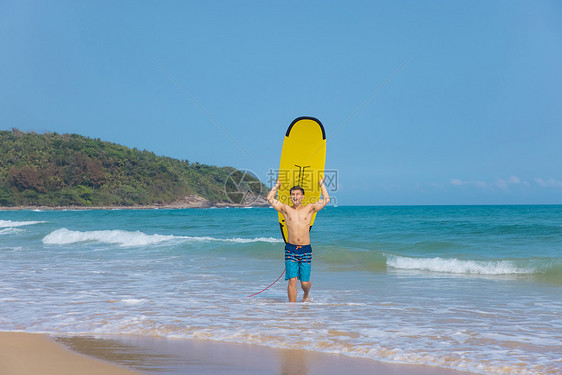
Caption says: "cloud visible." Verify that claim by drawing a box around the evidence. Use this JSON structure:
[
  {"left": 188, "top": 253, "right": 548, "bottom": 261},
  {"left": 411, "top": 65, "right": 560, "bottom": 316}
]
[
  {"left": 451, "top": 176, "right": 562, "bottom": 190},
  {"left": 535, "top": 178, "right": 562, "bottom": 188},
  {"left": 450, "top": 176, "right": 525, "bottom": 190},
  {"left": 509, "top": 176, "right": 521, "bottom": 184},
  {"left": 450, "top": 178, "right": 464, "bottom": 186},
  {"left": 450, "top": 178, "right": 487, "bottom": 187},
  {"left": 495, "top": 176, "right": 522, "bottom": 190},
  {"left": 450, "top": 178, "right": 491, "bottom": 189}
]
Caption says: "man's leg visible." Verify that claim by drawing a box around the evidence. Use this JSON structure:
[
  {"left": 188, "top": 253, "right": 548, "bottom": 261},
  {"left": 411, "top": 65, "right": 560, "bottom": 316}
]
[
  {"left": 287, "top": 277, "right": 298, "bottom": 302},
  {"left": 301, "top": 280, "right": 311, "bottom": 302},
  {"left": 299, "top": 260, "right": 312, "bottom": 302}
]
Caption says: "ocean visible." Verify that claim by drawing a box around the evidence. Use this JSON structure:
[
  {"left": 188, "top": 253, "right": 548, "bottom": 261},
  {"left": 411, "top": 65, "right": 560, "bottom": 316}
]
[{"left": 1, "top": 206, "right": 561, "bottom": 374}]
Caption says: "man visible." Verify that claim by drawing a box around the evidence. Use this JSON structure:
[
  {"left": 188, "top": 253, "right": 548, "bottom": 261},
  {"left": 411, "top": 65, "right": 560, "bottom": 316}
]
[{"left": 267, "top": 177, "right": 330, "bottom": 302}]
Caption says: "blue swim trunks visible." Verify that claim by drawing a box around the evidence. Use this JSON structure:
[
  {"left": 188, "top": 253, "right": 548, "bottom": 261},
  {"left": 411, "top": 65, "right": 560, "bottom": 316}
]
[{"left": 285, "top": 243, "right": 312, "bottom": 282}]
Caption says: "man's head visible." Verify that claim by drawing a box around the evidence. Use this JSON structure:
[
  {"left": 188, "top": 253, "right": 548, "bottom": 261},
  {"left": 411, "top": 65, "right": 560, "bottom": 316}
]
[{"left": 290, "top": 186, "right": 305, "bottom": 206}]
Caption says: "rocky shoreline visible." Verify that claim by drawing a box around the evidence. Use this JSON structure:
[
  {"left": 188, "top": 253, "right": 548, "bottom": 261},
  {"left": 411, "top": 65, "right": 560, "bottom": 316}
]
[{"left": 0, "top": 194, "right": 270, "bottom": 210}]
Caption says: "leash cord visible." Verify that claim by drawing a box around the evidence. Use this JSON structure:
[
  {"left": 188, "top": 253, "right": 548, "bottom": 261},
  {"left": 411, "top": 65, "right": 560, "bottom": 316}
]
[{"left": 247, "top": 268, "right": 285, "bottom": 297}]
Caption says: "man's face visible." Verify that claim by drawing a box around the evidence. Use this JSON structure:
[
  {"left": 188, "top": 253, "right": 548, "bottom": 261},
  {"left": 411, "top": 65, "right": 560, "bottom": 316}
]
[{"left": 290, "top": 190, "right": 304, "bottom": 206}]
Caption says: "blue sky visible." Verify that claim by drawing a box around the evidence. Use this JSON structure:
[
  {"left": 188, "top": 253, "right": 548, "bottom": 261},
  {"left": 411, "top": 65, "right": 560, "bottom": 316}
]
[{"left": 1, "top": 1, "right": 561, "bottom": 205}]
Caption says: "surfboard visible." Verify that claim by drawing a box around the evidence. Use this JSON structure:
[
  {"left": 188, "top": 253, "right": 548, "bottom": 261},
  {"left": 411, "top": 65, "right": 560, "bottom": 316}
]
[{"left": 277, "top": 117, "right": 326, "bottom": 243}]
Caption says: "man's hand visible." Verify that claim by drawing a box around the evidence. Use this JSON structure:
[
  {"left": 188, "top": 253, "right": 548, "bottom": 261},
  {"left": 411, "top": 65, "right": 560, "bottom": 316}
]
[
  {"left": 310, "top": 175, "right": 330, "bottom": 212},
  {"left": 267, "top": 177, "right": 284, "bottom": 212}
]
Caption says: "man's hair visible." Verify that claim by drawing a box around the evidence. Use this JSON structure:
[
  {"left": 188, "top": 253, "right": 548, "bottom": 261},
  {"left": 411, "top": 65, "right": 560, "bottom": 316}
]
[{"left": 290, "top": 186, "right": 305, "bottom": 195}]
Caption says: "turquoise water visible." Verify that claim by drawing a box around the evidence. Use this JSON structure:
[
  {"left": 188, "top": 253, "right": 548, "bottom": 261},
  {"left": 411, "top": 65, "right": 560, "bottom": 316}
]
[{"left": 1, "top": 206, "right": 561, "bottom": 374}]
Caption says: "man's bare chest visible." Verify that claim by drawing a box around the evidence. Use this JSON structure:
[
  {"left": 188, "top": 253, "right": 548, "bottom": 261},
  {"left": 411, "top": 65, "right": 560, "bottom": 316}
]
[{"left": 284, "top": 209, "right": 312, "bottom": 226}]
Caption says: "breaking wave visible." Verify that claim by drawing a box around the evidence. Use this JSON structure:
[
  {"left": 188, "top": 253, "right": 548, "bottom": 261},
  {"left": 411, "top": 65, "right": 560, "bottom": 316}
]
[
  {"left": 42, "top": 228, "right": 282, "bottom": 247},
  {"left": 387, "top": 255, "right": 535, "bottom": 275},
  {"left": 0, "top": 220, "right": 46, "bottom": 228}
]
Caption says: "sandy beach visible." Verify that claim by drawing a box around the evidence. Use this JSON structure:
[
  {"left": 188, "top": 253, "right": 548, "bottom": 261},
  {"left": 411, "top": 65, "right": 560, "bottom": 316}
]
[
  {"left": 0, "top": 332, "right": 475, "bottom": 375},
  {"left": 0, "top": 332, "right": 140, "bottom": 375}
]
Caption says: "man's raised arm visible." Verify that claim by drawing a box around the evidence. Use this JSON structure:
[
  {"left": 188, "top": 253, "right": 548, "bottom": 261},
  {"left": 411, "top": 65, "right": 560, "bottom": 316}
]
[
  {"left": 267, "top": 179, "right": 285, "bottom": 212},
  {"left": 311, "top": 177, "right": 330, "bottom": 212}
]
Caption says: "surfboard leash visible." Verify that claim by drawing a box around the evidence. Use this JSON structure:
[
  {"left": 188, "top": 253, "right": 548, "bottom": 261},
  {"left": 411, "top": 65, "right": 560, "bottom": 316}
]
[{"left": 247, "top": 268, "right": 286, "bottom": 297}]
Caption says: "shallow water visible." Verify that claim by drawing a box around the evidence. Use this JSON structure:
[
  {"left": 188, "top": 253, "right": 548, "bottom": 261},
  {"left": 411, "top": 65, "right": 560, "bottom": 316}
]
[{"left": 1, "top": 206, "right": 561, "bottom": 374}]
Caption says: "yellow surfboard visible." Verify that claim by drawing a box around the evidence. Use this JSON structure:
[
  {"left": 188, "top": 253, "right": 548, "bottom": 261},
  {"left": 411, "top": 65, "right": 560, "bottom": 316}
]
[{"left": 277, "top": 117, "right": 326, "bottom": 243}]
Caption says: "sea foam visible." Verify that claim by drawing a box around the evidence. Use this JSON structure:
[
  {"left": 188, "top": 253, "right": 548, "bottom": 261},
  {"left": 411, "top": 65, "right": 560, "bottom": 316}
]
[
  {"left": 0, "top": 228, "right": 25, "bottom": 235},
  {"left": 0, "top": 220, "right": 46, "bottom": 228},
  {"left": 387, "top": 256, "right": 533, "bottom": 275},
  {"left": 43, "top": 228, "right": 178, "bottom": 247},
  {"left": 225, "top": 237, "right": 282, "bottom": 243},
  {"left": 42, "top": 228, "right": 283, "bottom": 247}
]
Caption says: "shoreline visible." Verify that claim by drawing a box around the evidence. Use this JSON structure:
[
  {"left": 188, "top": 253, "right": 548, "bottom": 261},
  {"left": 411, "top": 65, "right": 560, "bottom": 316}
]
[
  {"left": 0, "top": 205, "right": 268, "bottom": 211},
  {"left": 0, "top": 193, "right": 269, "bottom": 211},
  {"left": 0, "top": 331, "right": 476, "bottom": 375},
  {"left": 0, "top": 203, "right": 270, "bottom": 211},
  {"left": 3, "top": 203, "right": 561, "bottom": 211}
]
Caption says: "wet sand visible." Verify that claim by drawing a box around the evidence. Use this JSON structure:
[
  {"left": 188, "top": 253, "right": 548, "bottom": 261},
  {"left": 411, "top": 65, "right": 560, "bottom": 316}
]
[{"left": 1, "top": 332, "right": 475, "bottom": 375}]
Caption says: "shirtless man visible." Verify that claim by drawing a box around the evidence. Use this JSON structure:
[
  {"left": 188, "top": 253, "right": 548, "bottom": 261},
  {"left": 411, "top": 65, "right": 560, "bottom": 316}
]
[{"left": 267, "top": 177, "right": 330, "bottom": 302}]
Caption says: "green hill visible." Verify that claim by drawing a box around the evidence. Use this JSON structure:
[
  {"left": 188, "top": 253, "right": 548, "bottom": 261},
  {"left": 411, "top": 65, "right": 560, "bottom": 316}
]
[{"left": 0, "top": 129, "right": 266, "bottom": 208}]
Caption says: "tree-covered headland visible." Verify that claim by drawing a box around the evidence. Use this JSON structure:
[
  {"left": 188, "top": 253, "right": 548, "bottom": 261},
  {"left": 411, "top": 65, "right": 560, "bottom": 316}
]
[{"left": 0, "top": 129, "right": 266, "bottom": 207}]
